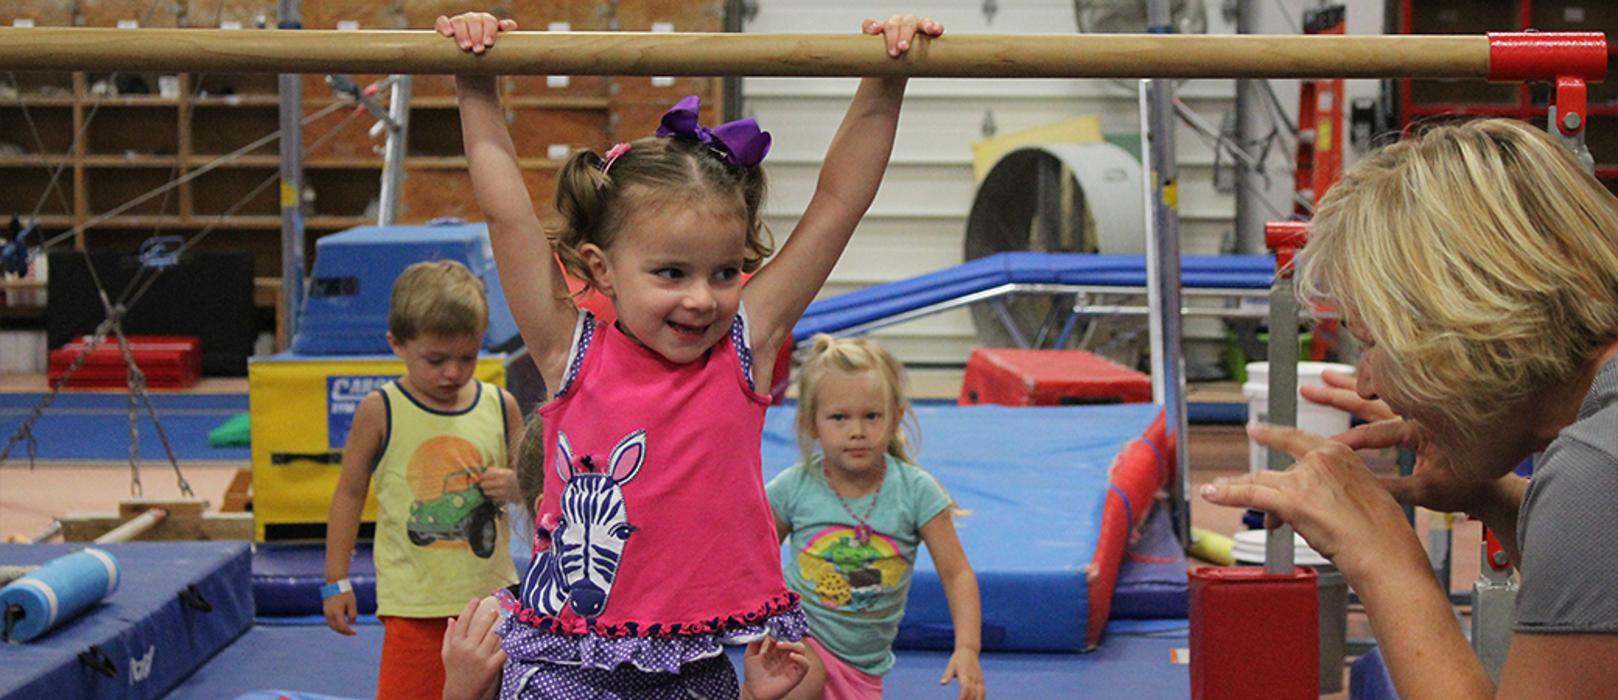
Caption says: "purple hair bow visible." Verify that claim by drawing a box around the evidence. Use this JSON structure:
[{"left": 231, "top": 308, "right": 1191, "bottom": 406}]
[{"left": 655, "top": 95, "right": 771, "bottom": 169}]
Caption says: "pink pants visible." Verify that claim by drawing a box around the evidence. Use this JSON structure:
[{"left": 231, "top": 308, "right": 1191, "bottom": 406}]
[{"left": 805, "top": 635, "right": 884, "bottom": 700}]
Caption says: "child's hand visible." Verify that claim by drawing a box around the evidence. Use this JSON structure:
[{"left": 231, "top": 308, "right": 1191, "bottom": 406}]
[
  {"left": 861, "top": 15, "right": 944, "bottom": 57},
  {"left": 322, "top": 589, "right": 357, "bottom": 636},
  {"left": 941, "top": 648, "right": 985, "bottom": 700},
  {"left": 742, "top": 636, "right": 810, "bottom": 700},
  {"left": 442, "top": 596, "right": 508, "bottom": 700},
  {"left": 435, "top": 12, "right": 518, "bottom": 55},
  {"left": 477, "top": 467, "right": 521, "bottom": 504}
]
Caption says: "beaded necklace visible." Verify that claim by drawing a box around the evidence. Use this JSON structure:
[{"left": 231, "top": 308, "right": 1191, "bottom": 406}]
[{"left": 824, "top": 458, "right": 886, "bottom": 545}]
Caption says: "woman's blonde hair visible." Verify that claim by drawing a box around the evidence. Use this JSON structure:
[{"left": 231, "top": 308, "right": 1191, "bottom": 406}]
[
  {"left": 1297, "top": 118, "right": 1618, "bottom": 438},
  {"left": 795, "top": 334, "right": 918, "bottom": 465},
  {"left": 550, "top": 137, "right": 772, "bottom": 294}
]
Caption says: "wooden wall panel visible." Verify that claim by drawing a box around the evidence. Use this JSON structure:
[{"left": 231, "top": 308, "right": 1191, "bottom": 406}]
[
  {"left": 78, "top": 0, "right": 184, "bottom": 28},
  {"left": 301, "top": 106, "right": 376, "bottom": 161},
  {"left": 0, "top": 1, "right": 75, "bottom": 26},
  {"left": 610, "top": 0, "right": 722, "bottom": 104},
  {"left": 509, "top": 107, "right": 609, "bottom": 156},
  {"left": 505, "top": 0, "right": 610, "bottom": 98},
  {"left": 182, "top": 0, "right": 275, "bottom": 28},
  {"left": 400, "top": 168, "right": 477, "bottom": 222}
]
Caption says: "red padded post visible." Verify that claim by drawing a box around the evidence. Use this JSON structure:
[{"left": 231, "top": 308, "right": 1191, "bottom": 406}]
[
  {"left": 1487, "top": 32, "right": 1607, "bottom": 137},
  {"left": 1189, "top": 566, "right": 1320, "bottom": 699},
  {"left": 1264, "top": 221, "right": 1309, "bottom": 276}
]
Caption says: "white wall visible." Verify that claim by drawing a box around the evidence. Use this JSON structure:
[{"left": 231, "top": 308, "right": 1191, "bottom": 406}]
[{"left": 744, "top": 0, "right": 1383, "bottom": 365}]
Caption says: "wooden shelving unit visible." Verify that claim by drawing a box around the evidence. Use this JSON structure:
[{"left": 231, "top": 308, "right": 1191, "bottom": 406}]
[{"left": 1, "top": 0, "right": 725, "bottom": 304}]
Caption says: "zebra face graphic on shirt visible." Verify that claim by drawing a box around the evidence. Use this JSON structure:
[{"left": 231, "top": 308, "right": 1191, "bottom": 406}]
[{"left": 520, "top": 429, "right": 643, "bottom": 619}]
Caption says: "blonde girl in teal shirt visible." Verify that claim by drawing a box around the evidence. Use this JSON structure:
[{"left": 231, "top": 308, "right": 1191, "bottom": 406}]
[{"left": 767, "top": 334, "right": 985, "bottom": 700}]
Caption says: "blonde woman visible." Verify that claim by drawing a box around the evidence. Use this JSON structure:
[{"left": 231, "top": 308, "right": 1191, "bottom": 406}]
[{"left": 1204, "top": 118, "right": 1618, "bottom": 696}]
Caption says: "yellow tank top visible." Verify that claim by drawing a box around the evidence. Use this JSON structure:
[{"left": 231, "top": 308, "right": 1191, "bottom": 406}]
[{"left": 372, "top": 379, "right": 516, "bottom": 617}]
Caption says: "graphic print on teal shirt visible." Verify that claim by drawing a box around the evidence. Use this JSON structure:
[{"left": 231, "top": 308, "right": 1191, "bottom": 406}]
[
  {"left": 768, "top": 454, "right": 953, "bottom": 676},
  {"left": 798, "top": 526, "right": 906, "bottom": 612}
]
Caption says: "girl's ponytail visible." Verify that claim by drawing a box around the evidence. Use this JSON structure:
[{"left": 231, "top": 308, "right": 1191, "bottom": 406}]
[{"left": 551, "top": 148, "right": 612, "bottom": 289}]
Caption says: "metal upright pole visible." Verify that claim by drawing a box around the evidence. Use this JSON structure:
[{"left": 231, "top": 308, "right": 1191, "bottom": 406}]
[
  {"left": 1264, "top": 261, "right": 1300, "bottom": 573},
  {"left": 1234, "top": 0, "right": 1266, "bottom": 254},
  {"left": 277, "top": 0, "right": 304, "bottom": 344},
  {"left": 1142, "top": 0, "right": 1191, "bottom": 549},
  {"left": 377, "top": 76, "right": 412, "bottom": 226}
]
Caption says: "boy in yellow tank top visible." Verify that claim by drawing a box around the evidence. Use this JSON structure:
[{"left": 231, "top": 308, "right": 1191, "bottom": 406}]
[{"left": 323, "top": 260, "right": 522, "bottom": 698}]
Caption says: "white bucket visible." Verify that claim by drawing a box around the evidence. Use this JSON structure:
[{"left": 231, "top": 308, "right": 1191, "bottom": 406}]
[{"left": 1241, "top": 362, "right": 1356, "bottom": 474}]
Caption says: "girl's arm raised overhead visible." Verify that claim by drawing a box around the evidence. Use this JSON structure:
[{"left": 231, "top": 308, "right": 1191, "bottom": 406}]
[
  {"left": 743, "top": 16, "right": 942, "bottom": 361},
  {"left": 440, "top": 13, "right": 579, "bottom": 391}
]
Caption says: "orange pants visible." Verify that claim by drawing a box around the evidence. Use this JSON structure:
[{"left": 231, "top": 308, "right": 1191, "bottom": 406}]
[{"left": 377, "top": 615, "right": 451, "bottom": 699}]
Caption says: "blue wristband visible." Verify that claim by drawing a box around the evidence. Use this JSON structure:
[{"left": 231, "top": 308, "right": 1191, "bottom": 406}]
[{"left": 320, "top": 579, "right": 353, "bottom": 599}]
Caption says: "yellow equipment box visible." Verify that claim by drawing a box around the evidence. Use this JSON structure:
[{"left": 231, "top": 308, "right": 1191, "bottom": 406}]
[{"left": 249, "top": 353, "right": 507, "bottom": 541}]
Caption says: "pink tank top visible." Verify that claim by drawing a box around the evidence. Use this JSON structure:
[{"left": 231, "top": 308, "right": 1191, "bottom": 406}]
[{"left": 522, "top": 311, "right": 797, "bottom": 639}]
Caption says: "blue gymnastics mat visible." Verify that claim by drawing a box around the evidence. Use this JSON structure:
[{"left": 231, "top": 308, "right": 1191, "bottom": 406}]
[
  {"left": 0, "top": 542, "right": 253, "bottom": 699},
  {"left": 167, "top": 620, "right": 1190, "bottom": 699},
  {"left": 0, "top": 392, "right": 249, "bottom": 461},
  {"left": 245, "top": 404, "right": 1187, "bottom": 654}
]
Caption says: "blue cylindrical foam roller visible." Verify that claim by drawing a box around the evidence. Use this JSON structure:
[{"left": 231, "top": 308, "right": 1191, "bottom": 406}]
[{"left": 0, "top": 548, "right": 120, "bottom": 643}]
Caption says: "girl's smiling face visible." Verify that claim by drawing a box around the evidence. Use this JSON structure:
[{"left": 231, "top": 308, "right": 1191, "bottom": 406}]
[{"left": 586, "top": 196, "right": 747, "bottom": 364}]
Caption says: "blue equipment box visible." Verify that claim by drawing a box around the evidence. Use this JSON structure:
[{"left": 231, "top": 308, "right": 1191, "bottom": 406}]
[{"left": 291, "top": 222, "right": 522, "bottom": 355}]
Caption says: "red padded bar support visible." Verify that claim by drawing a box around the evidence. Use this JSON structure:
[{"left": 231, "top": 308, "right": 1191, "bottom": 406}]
[
  {"left": 1486, "top": 32, "right": 1607, "bottom": 82},
  {"left": 1264, "top": 221, "right": 1310, "bottom": 276}
]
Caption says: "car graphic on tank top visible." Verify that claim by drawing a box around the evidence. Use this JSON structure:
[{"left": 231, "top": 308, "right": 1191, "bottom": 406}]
[{"left": 407, "top": 467, "right": 500, "bottom": 558}]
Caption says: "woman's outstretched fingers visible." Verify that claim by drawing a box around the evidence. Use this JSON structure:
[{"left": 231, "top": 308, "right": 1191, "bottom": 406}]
[
  {"left": 1200, "top": 474, "right": 1287, "bottom": 517},
  {"left": 1247, "top": 422, "right": 1330, "bottom": 459},
  {"left": 1334, "top": 418, "right": 1414, "bottom": 451}
]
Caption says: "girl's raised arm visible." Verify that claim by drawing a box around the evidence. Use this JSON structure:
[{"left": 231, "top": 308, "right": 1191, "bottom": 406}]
[
  {"left": 742, "top": 16, "right": 942, "bottom": 364},
  {"left": 441, "top": 13, "right": 579, "bottom": 391}
]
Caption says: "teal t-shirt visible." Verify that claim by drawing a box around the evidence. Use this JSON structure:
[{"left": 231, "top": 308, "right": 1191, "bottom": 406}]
[{"left": 765, "top": 454, "right": 952, "bottom": 675}]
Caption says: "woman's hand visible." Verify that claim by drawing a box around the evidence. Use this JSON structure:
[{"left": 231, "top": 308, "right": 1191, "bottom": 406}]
[
  {"left": 741, "top": 636, "right": 810, "bottom": 700},
  {"left": 1304, "top": 368, "right": 1506, "bottom": 516},
  {"left": 442, "top": 596, "right": 507, "bottom": 700},
  {"left": 1300, "top": 368, "right": 1394, "bottom": 425},
  {"left": 941, "top": 648, "right": 986, "bottom": 700},
  {"left": 435, "top": 12, "right": 518, "bottom": 54},
  {"left": 1201, "top": 423, "right": 1424, "bottom": 580},
  {"left": 862, "top": 15, "right": 944, "bottom": 57},
  {"left": 1337, "top": 418, "right": 1508, "bottom": 517}
]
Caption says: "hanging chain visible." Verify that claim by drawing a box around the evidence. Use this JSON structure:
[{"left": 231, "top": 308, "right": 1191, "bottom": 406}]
[
  {"left": 0, "top": 316, "right": 116, "bottom": 469},
  {"left": 110, "top": 319, "right": 193, "bottom": 498}
]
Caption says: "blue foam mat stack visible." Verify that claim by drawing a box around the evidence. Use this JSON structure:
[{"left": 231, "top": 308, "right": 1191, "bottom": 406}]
[{"left": 0, "top": 542, "right": 253, "bottom": 699}]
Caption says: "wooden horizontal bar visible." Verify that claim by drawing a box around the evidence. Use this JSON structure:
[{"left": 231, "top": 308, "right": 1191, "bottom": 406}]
[
  {"left": 0, "top": 28, "right": 1495, "bottom": 79},
  {"left": 60, "top": 511, "right": 254, "bottom": 542}
]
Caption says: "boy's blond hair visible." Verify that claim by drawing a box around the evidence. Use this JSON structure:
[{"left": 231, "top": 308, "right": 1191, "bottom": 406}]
[
  {"left": 1298, "top": 118, "right": 1618, "bottom": 439},
  {"left": 794, "top": 334, "right": 918, "bottom": 465},
  {"left": 388, "top": 260, "right": 489, "bottom": 342}
]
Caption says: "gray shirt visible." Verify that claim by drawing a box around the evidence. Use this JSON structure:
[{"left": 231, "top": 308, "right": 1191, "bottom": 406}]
[{"left": 1515, "top": 354, "right": 1618, "bottom": 633}]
